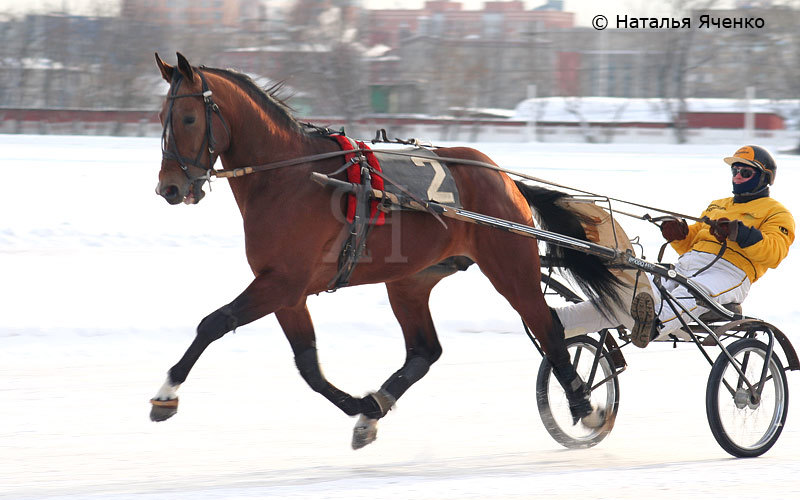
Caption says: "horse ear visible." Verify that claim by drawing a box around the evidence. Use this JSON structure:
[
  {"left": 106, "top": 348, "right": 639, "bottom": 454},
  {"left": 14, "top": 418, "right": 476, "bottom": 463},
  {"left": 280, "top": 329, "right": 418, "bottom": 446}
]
[
  {"left": 176, "top": 52, "right": 194, "bottom": 83},
  {"left": 155, "top": 52, "right": 174, "bottom": 82}
]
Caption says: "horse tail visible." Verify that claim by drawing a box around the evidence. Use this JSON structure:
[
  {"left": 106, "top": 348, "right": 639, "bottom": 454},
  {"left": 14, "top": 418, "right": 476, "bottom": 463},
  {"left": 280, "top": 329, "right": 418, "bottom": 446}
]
[{"left": 514, "top": 180, "right": 623, "bottom": 319}]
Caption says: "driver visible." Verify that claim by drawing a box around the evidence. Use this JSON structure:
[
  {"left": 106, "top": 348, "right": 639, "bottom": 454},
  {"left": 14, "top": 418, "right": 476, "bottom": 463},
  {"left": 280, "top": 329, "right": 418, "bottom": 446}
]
[{"left": 553, "top": 145, "right": 795, "bottom": 348}]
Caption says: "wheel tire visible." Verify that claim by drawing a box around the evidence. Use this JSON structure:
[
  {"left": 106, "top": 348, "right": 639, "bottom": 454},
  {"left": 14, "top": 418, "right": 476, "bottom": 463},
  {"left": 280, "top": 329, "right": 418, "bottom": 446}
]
[
  {"left": 536, "top": 335, "right": 619, "bottom": 449},
  {"left": 706, "top": 338, "right": 789, "bottom": 457}
]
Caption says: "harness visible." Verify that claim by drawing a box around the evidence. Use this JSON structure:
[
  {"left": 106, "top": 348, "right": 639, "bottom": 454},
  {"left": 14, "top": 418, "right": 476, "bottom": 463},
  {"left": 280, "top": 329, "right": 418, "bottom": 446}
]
[
  {"left": 159, "top": 70, "right": 731, "bottom": 288},
  {"left": 326, "top": 136, "right": 382, "bottom": 291},
  {"left": 161, "top": 70, "right": 230, "bottom": 190}
]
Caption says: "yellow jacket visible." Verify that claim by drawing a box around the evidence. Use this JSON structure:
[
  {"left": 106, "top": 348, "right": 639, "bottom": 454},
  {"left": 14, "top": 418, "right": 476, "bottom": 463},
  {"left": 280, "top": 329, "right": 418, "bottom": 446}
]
[{"left": 671, "top": 196, "right": 795, "bottom": 283}]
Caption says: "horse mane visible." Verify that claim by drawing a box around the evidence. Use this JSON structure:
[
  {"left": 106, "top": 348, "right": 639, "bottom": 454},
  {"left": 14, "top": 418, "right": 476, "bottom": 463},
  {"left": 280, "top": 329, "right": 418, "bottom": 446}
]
[{"left": 200, "top": 66, "right": 313, "bottom": 137}]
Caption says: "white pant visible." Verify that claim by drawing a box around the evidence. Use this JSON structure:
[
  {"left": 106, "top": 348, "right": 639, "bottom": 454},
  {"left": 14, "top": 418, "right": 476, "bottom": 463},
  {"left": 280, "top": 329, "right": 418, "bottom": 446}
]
[
  {"left": 556, "top": 251, "right": 750, "bottom": 338},
  {"left": 651, "top": 251, "right": 750, "bottom": 336}
]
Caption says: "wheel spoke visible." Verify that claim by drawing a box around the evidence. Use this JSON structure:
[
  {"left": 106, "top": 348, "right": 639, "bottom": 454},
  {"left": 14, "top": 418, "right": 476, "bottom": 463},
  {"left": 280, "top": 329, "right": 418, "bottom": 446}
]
[
  {"left": 572, "top": 346, "right": 583, "bottom": 369},
  {"left": 737, "top": 351, "right": 752, "bottom": 391}
]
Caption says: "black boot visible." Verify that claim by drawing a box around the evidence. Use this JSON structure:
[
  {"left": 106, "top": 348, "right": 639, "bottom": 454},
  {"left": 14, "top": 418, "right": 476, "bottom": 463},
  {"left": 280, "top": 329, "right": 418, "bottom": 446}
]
[{"left": 549, "top": 306, "right": 565, "bottom": 336}]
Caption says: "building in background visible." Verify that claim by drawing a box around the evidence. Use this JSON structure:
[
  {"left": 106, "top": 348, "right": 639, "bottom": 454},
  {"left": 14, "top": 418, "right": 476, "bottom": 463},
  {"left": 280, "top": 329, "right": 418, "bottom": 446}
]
[
  {"left": 365, "top": 0, "right": 573, "bottom": 48},
  {"left": 2, "top": 0, "right": 800, "bottom": 143},
  {"left": 365, "top": 0, "right": 573, "bottom": 114},
  {"left": 120, "top": 0, "right": 255, "bottom": 27}
]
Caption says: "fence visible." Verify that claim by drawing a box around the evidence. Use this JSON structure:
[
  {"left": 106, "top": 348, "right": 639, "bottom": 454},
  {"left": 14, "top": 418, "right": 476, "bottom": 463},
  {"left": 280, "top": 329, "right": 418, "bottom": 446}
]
[{"left": 1, "top": 108, "right": 796, "bottom": 145}]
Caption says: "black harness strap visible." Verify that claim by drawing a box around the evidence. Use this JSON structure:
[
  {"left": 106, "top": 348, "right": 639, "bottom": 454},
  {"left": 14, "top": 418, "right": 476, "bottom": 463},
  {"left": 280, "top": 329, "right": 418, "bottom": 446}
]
[
  {"left": 161, "top": 71, "right": 230, "bottom": 188},
  {"left": 327, "top": 138, "right": 381, "bottom": 291},
  {"left": 690, "top": 241, "right": 728, "bottom": 278}
]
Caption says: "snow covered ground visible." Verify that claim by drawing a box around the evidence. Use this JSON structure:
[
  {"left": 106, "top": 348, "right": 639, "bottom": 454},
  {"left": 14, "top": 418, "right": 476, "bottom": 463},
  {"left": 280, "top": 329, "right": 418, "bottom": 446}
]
[{"left": 2, "top": 134, "right": 800, "bottom": 499}]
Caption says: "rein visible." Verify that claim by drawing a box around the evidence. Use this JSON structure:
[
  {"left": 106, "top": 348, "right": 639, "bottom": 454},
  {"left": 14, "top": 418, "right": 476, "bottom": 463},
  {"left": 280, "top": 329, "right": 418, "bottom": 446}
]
[
  {"left": 214, "top": 146, "right": 707, "bottom": 226},
  {"left": 161, "top": 70, "right": 697, "bottom": 227},
  {"left": 211, "top": 149, "right": 359, "bottom": 178},
  {"left": 215, "top": 141, "right": 733, "bottom": 275},
  {"left": 161, "top": 71, "right": 708, "bottom": 231}
]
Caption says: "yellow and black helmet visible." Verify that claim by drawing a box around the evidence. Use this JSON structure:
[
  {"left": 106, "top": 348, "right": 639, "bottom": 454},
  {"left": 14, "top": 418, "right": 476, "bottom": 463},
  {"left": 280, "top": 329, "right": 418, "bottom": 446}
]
[{"left": 723, "top": 145, "right": 777, "bottom": 186}]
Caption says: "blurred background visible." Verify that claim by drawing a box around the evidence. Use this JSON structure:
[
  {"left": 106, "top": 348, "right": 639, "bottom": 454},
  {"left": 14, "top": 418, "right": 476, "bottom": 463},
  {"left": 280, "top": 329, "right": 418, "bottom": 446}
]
[{"left": 1, "top": 0, "right": 800, "bottom": 146}]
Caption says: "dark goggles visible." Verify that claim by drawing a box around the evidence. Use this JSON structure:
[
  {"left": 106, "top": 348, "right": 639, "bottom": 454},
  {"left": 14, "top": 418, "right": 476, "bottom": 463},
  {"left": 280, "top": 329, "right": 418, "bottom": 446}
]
[{"left": 731, "top": 165, "right": 756, "bottom": 179}]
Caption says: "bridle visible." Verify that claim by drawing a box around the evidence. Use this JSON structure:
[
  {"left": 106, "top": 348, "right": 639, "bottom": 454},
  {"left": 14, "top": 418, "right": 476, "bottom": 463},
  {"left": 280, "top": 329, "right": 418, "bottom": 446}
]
[{"left": 161, "top": 69, "right": 230, "bottom": 187}]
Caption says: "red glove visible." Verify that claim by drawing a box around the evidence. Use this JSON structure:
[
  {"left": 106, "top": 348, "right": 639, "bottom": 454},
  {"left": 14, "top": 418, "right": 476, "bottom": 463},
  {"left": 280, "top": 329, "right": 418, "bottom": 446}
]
[
  {"left": 661, "top": 219, "right": 689, "bottom": 242},
  {"left": 709, "top": 218, "right": 740, "bottom": 243}
]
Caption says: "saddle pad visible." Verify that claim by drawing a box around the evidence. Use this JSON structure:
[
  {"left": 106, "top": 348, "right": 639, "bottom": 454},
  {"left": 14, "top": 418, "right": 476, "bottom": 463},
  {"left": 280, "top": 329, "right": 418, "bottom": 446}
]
[
  {"left": 372, "top": 148, "right": 462, "bottom": 209},
  {"left": 331, "top": 135, "right": 462, "bottom": 226},
  {"left": 331, "top": 135, "right": 386, "bottom": 225}
]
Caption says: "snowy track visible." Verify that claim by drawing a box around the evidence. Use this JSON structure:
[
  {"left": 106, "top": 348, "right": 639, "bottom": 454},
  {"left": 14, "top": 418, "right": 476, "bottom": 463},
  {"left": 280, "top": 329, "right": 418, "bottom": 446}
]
[{"left": 2, "top": 135, "right": 800, "bottom": 498}]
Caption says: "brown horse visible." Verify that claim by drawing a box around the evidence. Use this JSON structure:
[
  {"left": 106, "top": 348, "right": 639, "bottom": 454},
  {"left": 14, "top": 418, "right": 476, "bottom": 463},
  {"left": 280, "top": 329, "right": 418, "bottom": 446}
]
[{"left": 150, "top": 53, "right": 621, "bottom": 448}]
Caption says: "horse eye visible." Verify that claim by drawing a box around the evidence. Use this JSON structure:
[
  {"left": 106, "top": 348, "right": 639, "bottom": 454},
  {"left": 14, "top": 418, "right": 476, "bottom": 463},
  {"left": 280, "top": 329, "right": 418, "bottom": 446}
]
[{"left": 182, "top": 115, "right": 196, "bottom": 125}]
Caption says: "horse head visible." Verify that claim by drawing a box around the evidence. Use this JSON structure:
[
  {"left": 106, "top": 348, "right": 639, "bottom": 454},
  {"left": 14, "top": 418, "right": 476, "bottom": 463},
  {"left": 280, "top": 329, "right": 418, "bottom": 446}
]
[{"left": 155, "top": 52, "right": 230, "bottom": 205}]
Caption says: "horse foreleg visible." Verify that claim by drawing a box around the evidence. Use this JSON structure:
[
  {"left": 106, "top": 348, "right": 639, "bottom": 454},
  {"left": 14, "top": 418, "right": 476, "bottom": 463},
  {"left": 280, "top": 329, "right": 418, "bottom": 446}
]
[
  {"left": 277, "top": 303, "right": 379, "bottom": 418},
  {"left": 149, "top": 305, "right": 236, "bottom": 421},
  {"left": 150, "top": 271, "right": 302, "bottom": 422},
  {"left": 346, "top": 275, "right": 444, "bottom": 449}
]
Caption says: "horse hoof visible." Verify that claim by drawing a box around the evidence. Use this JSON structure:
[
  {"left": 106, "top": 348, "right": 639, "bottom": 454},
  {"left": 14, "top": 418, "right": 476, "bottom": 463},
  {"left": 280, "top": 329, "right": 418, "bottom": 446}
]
[
  {"left": 150, "top": 398, "right": 178, "bottom": 422},
  {"left": 580, "top": 405, "right": 607, "bottom": 429},
  {"left": 351, "top": 415, "right": 379, "bottom": 450},
  {"left": 569, "top": 396, "right": 593, "bottom": 425}
]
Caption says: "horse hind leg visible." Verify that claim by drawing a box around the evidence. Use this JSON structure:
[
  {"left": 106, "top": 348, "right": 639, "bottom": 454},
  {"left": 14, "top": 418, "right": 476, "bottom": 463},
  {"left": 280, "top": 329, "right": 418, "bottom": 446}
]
[
  {"left": 472, "top": 234, "right": 601, "bottom": 425},
  {"left": 545, "top": 310, "right": 601, "bottom": 423}
]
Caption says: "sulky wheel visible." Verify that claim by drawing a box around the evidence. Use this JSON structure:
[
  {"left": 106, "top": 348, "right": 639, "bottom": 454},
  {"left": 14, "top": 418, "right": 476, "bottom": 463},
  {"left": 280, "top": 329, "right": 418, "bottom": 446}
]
[
  {"left": 536, "top": 335, "right": 620, "bottom": 449},
  {"left": 706, "top": 338, "right": 789, "bottom": 457}
]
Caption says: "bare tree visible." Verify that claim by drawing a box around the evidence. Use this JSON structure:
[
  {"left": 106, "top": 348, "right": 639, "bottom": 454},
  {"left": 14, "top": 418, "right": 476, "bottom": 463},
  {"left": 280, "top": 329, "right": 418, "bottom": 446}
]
[
  {"left": 645, "top": 0, "right": 720, "bottom": 143},
  {"left": 284, "top": 3, "right": 368, "bottom": 129},
  {"left": 759, "top": 2, "right": 800, "bottom": 152}
]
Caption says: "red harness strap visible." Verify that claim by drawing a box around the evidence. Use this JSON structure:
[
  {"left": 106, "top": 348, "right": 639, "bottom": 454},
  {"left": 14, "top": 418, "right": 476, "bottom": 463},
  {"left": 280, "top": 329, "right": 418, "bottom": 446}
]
[{"left": 331, "top": 135, "right": 386, "bottom": 226}]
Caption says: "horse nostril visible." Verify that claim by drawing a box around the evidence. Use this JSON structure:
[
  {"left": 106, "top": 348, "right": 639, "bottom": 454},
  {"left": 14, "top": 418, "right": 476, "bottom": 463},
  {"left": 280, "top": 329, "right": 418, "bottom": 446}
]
[{"left": 161, "top": 184, "right": 182, "bottom": 204}]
